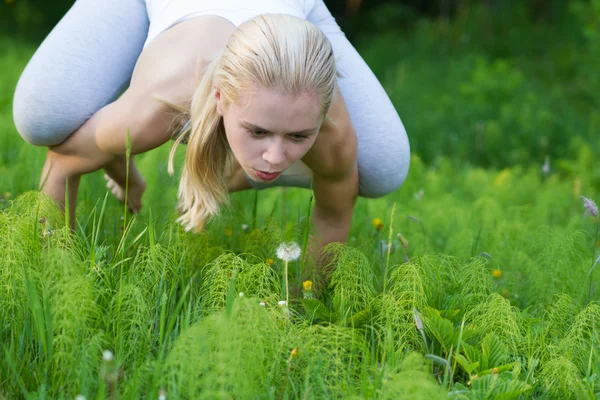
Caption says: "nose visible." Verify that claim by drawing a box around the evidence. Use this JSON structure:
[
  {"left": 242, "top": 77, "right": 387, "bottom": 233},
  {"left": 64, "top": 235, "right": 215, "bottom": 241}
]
[{"left": 262, "top": 138, "right": 287, "bottom": 167}]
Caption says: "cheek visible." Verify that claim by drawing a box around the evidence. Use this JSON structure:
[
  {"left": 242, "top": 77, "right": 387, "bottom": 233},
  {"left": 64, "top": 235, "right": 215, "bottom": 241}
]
[
  {"left": 296, "top": 137, "right": 318, "bottom": 156},
  {"left": 225, "top": 129, "right": 258, "bottom": 159}
]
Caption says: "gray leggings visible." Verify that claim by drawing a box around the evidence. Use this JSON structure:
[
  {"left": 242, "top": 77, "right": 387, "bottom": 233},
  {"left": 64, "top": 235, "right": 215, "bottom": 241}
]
[{"left": 13, "top": 0, "right": 410, "bottom": 198}]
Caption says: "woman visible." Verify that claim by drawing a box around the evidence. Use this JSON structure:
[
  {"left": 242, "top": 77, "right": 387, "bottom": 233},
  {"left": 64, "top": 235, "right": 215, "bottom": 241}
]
[{"left": 12, "top": 0, "right": 410, "bottom": 260}]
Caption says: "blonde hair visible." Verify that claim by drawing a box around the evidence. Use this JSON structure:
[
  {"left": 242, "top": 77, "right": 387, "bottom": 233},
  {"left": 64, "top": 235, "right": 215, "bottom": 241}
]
[{"left": 168, "top": 14, "right": 338, "bottom": 232}]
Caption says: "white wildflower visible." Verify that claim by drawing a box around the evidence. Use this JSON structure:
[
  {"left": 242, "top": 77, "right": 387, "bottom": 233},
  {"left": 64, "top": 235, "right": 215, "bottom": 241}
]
[
  {"left": 276, "top": 242, "right": 301, "bottom": 262},
  {"left": 414, "top": 188, "right": 424, "bottom": 201},
  {"left": 241, "top": 224, "right": 249, "bottom": 231},
  {"left": 102, "top": 350, "right": 114, "bottom": 362},
  {"left": 278, "top": 300, "right": 288, "bottom": 307},
  {"left": 259, "top": 302, "right": 266, "bottom": 306},
  {"left": 75, "top": 396, "right": 86, "bottom": 400},
  {"left": 158, "top": 389, "right": 167, "bottom": 400},
  {"left": 542, "top": 155, "right": 550, "bottom": 175},
  {"left": 581, "top": 196, "right": 599, "bottom": 218},
  {"left": 239, "top": 292, "right": 244, "bottom": 297}
]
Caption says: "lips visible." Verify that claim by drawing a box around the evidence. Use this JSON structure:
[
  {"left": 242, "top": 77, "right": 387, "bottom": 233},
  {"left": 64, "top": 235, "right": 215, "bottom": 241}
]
[{"left": 255, "top": 170, "right": 282, "bottom": 181}]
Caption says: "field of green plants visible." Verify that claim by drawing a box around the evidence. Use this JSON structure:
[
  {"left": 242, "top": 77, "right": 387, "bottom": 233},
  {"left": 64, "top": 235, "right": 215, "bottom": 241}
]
[{"left": 2, "top": 2, "right": 600, "bottom": 398}]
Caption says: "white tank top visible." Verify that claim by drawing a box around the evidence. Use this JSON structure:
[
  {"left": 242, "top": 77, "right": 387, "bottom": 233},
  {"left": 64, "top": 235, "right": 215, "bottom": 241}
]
[{"left": 144, "top": 0, "right": 316, "bottom": 48}]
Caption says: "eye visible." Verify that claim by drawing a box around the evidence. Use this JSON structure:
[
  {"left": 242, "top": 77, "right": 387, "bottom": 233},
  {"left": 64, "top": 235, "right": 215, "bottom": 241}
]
[
  {"left": 248, "top": 129, "right": 267, "bottom": 138},
  {"left": 289, "top": 134, "right": 309, "bottom": 142}
]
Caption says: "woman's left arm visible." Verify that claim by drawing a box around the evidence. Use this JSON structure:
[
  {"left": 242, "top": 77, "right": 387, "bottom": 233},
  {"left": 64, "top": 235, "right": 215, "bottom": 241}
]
[
  {"left": 303, "top": 127, "right": 358, "bottom": 293},
  {"left": 303, "top": 87, "right": 360, "bottom": 266},
  {"left": 311, "top": 160, "right": 359, "bottom": 257}
]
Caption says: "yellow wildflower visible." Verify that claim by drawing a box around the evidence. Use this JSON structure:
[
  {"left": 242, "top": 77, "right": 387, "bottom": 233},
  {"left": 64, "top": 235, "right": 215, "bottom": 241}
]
[
  {"left": 290, "top": 347, "right": 298, "bottom": 359},
  {"left": 492, "top": 269, "right": 502, "bottom": 279},
  {"left": 4, "top": 192, "right": 11, "bottom": 199},
  {"left": 372, "top": 217, "right": 384, "bottom": 231},
  {"left": 492, "top": 367, "right": 498, "bottom": 374},
  {"left": 493, "top": 169, "right": 512, "bottom": 187},
  {"left": 303, "top": 280, "right": 313, "bottom": 291},
  {"left": 224, "top": 227, "right": 233, "bottom": 236},
  {"left": 266, "top": 258, "right": 274, "bottom": 266}
]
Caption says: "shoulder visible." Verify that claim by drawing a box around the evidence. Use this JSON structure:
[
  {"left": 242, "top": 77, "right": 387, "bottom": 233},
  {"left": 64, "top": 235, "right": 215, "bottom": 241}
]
[{"left": 303, "top": 87, "right": 357, "bottom": 180}]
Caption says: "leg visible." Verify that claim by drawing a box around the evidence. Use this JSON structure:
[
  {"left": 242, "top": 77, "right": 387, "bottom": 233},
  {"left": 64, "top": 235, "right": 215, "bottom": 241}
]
[
  {"left": 12, "top": 0, "right": 149, "bottom": 223},
  {"left": 307, "top": 0, "right": 410, "bottom": 198},
  {"left": 12, "top": 0, "right": 150, "bottom": 146},
  {"left": 40, "top": 16, "right": 236, "bottom": 225}
]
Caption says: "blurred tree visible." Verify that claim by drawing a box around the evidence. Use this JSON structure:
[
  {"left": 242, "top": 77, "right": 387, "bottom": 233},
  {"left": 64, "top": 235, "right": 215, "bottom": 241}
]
[{"left": 0, "top": 0, "right": 580, "bottom": 43}]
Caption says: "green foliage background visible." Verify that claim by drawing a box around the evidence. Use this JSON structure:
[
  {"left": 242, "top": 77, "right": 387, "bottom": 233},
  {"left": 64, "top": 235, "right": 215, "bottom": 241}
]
[{"left": 1, "top": 1, "right": 600, "bottom": 399}]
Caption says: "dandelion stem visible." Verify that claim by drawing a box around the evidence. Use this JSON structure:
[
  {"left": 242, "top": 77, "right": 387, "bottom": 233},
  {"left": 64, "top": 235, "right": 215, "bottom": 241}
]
[{"left": 285, "top": 260, "right": 289, "bottom": 304}]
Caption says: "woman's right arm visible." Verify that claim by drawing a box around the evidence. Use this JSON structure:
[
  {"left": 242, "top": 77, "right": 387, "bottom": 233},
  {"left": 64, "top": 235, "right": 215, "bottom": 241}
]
[{"left": 40, "top": 89, "right": 177, "bottom": 226}]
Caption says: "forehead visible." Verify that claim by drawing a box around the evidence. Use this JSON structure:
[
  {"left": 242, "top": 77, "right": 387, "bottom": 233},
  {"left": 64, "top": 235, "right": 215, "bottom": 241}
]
[{"left": 234, "top": 86, "right": 323, "bottom": 131}]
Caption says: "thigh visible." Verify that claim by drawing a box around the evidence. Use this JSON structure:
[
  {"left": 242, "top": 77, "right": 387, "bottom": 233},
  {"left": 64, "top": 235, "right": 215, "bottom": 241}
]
[
  {"left": 13, "top": 0, "right": 149, "bottom": 146},
  {"left": 307, "top": 0, "right": 410, "bottom": 198}
]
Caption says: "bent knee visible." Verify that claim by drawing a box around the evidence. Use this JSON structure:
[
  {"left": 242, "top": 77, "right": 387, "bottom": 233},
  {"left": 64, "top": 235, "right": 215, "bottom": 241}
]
[
  {"left": 13, "top": 84, "right": 86, "bottom": 147},
  {"left": 358, "top": 129, "right": 411, "bottom": 198},
  {"left": 359, "top": 161, "right": 410, "bottom": 198}
]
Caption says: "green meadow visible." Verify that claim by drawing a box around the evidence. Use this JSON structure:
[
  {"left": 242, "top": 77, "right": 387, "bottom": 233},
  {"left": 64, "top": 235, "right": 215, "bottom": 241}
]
[{"left": 2, "top": 2, "right": 600, "bottom": 398}]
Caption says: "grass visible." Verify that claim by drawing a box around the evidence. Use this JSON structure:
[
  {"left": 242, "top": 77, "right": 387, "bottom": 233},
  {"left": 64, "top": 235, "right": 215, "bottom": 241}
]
[{"left": 1, "top": 35, "right": 600, "bottom": 399}]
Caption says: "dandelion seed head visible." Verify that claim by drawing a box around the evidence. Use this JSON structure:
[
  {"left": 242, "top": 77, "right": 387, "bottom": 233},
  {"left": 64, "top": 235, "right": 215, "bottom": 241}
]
[
  {"left": 102, "top": 350, "right": 114, "bottom": 362},
  {"left": 581, "top": 196, "right": 599, "bottom": 218},
  {"left": 239, "top": 292, "right": 244, "bottom": 297},
  {"left": 276, "top": 242, "right": 301, "bottom": 262},
  {"left": 241, "top": 224, "right": 249, "bottom": 231},
  {"left": 75, "top": 395, "right": 86, "bottom": 400}
]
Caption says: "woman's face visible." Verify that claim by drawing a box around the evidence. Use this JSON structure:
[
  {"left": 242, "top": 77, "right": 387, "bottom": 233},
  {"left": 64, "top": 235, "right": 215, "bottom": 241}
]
[{"left": 216, "top": 85, "right": 323, "bottom": 183}]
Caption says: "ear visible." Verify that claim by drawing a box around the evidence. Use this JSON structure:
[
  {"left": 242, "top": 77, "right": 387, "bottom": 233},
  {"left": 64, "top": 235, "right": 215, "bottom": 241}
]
[{"left": 214, "top": 86, "right": 223, "bottom": 116}]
